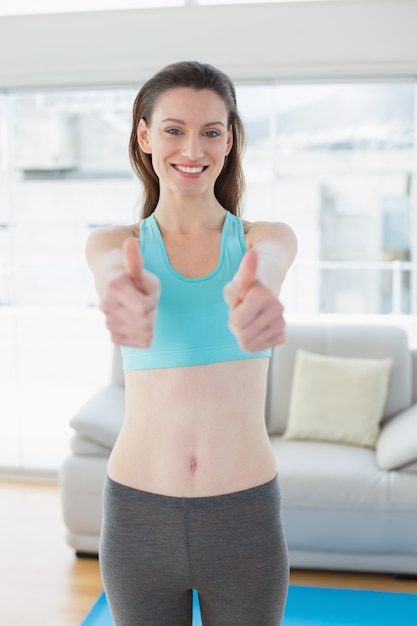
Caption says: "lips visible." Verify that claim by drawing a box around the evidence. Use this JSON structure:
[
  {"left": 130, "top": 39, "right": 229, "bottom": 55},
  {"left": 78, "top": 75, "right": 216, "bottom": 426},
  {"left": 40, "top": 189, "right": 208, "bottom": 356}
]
[{"left": 173, "top": 164, "right": 208, "bottom": 174}]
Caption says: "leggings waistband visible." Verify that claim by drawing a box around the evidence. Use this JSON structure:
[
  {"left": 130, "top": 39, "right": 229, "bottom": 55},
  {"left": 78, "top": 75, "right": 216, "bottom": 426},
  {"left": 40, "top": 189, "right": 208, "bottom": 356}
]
[{"left": 105, "top": 474, "right": 280, "bottom": 511}]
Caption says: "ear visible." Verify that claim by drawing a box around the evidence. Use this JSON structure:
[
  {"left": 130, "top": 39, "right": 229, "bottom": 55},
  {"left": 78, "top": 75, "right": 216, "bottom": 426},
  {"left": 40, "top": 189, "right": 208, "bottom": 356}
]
[
  {"left": 137, "top": 118, "right": 152, "bottom": 154},
  {"left": 225, "top": 124, "right": 233, "bottom": 156}
]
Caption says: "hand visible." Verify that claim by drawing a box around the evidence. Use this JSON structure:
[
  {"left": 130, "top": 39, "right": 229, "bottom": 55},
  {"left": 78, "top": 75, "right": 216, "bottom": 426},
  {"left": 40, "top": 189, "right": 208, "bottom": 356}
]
[
  {"left": 224, "top": 249, "right": 285, "bottom": 352},
  {"left": 100, "top": 238, "right": 160, "bottom": 348}
]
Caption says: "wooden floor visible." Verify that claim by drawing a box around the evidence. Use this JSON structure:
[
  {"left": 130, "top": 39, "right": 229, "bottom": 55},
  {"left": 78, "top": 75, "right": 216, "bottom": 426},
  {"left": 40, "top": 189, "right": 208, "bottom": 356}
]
[{"left": 1, "top": 481, "right": 416, "bottom": 626}]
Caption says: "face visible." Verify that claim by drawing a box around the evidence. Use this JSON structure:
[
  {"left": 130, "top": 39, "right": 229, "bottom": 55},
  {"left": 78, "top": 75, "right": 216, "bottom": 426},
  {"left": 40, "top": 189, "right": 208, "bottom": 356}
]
[{"left": 137, "top": 88, "right": 233, "bottom": 199}]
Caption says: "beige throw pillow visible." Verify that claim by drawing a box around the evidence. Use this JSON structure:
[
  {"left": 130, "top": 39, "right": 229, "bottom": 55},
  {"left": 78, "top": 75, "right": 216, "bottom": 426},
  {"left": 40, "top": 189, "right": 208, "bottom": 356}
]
[{"left": 284, "top": 350, "right": 392, "bottom": 448}]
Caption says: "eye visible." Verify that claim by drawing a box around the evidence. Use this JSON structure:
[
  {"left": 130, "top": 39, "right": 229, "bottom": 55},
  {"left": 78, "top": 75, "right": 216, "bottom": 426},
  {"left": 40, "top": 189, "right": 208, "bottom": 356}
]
[
  {"left": 204, "top": 130, "right": 221, "bottom": 138},
  {"left": 165, "top": 128, "right": 182, "bottom": 136}
]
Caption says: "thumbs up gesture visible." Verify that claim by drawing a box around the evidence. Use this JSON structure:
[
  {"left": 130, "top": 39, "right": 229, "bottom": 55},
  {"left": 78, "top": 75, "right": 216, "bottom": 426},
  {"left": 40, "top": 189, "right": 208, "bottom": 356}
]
[
  {"left": 100, "top": 238, "right": 160, "bottom": 348},
  {"left": 224, "top": 248, "right": 285, "bottom": 352},
  {"left": 223, "top": 248, "right": 259, "bottom": 309}
]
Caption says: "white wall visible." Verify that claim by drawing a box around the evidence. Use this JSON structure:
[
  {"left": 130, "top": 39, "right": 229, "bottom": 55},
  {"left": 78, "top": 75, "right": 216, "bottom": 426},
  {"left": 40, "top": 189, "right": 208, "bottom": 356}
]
[{"left": 0, "top": 1, "right": 417, "bottom": 89}]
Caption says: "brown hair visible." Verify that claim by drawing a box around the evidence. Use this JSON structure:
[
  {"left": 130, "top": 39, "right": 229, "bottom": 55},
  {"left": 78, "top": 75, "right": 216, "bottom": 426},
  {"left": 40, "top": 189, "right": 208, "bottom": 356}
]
[{"left": 129, "top": 61, "right": 246, "bottom": 218}]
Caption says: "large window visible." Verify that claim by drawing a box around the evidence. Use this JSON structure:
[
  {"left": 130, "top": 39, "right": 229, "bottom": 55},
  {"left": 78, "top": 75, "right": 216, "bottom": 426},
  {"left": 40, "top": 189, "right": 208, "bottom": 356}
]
[
  {"left": 0, "top": 88, "right": 138, "bottom": 471},
  {"left": 238, "top": 83, "right": 417, "bottom": 318},
  {"left": 1, "top": 81, "right": 416, "bottom": 471}
]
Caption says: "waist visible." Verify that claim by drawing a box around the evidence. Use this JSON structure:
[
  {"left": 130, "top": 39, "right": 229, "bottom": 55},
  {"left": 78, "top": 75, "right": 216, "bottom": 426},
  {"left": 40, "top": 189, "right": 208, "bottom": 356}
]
[
  {"left": 104, "top": 473, "right": 280, "bottom": 508},
  {"left": 109, "top": 360, "right": 275, "bottom": 496},
  {"left": 108, "top": 438, "right": 277, "bottom": 497}
]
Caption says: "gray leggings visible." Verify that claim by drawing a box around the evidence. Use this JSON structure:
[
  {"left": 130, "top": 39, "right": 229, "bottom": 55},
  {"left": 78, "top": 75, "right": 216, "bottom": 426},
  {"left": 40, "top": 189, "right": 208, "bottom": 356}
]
[{"left": 99, "top": 475, "right": 289, "bottom": 626}]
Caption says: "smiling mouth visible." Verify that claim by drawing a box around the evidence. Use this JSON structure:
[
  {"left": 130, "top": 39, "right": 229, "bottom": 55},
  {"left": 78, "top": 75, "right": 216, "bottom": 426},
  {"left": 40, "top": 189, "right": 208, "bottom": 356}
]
[{"left": 173, "top": 165, "right": 208, "bottom": 174}]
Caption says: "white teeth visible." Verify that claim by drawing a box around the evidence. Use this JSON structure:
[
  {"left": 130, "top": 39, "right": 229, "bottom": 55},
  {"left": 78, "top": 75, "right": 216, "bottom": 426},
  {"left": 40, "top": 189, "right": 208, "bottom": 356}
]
[{"left": 175, "top": 165, "right": 205, "bottom": 174}]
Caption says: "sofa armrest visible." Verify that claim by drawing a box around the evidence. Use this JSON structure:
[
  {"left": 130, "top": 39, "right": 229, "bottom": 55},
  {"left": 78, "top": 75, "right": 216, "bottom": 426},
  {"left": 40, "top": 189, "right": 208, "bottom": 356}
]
[
  {"left": 70, "top": 384, "right": 125, "bottom": 450},
  {"left": 376, "top": 403, "right": 417, "bottom": 470}
]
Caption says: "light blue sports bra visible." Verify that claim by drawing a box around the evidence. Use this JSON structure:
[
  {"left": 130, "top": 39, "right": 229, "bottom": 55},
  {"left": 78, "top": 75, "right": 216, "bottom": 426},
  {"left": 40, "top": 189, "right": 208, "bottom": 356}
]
[{"left": 120, "top": 211, "right": 271, "bottom": 370}]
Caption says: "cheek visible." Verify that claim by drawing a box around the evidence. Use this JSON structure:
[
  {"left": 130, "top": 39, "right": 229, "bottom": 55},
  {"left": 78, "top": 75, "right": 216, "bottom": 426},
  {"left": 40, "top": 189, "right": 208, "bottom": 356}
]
[
  {"left": 148, "top": 142, "right": 167, "bottom": 172},
  {"left": 215, "top": 147, "right": 229, "bottom": 169}
]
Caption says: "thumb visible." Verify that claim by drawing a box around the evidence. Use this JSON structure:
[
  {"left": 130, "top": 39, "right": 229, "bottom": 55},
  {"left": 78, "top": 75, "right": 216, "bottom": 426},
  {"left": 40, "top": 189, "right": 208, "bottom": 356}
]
[
  {"left": 226, "top": 248, "right": 258, "bottom": 307},
  {"left": 238, "top": 248, "right": 258, "bottom": 299},
  {"left": 123, "top": 238, "right": 144, "bottom": 290}
]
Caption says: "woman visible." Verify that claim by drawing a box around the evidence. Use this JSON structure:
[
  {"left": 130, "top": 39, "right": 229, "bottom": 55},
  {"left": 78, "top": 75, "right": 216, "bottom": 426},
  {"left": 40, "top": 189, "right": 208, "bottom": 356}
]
[{"left": 86, "top": 61, "right": 297, "bottom": 626}]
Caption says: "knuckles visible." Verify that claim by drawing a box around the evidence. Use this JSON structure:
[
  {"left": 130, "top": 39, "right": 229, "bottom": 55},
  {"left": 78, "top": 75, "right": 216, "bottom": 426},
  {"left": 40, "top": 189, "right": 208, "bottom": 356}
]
[
  {"left": 228, "top": 285, "right": 286, "bottom": 352},
  {"left": 100, "top": 271, "right": 159, "bottom": 347}
]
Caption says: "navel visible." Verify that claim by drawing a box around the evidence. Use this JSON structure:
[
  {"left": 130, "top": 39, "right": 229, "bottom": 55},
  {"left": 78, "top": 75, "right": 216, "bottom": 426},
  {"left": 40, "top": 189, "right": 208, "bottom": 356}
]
[{"left": 189, "top": 456, "right": 198, "bottom": 473}]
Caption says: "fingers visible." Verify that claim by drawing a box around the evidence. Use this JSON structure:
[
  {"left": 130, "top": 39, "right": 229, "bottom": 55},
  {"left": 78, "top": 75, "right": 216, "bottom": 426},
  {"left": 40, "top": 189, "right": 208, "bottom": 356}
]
[
  {"left": 225, "top": 249, "right": 282, "bottom": 350},
  {"left": 101, "top": 276, "right": 156, "bottom": 347},
  {"left": 105, "top": 310, "right": 155, "bottom": 348},
  {"left": 102, "top": 273, "right": 154, "bottom": 316},
  {"left": 101, "top": 246, "right": 160, "bottom": 348},
  {"left": 228, "top": 285, "right": 285, "bottom": 352}
]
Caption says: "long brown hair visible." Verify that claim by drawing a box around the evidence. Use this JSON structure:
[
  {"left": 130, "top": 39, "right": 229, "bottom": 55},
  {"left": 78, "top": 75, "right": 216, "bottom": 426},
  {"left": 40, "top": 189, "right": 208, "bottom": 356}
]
[{"left": 129, "top": 61, "right": 246, "bottom": 218}]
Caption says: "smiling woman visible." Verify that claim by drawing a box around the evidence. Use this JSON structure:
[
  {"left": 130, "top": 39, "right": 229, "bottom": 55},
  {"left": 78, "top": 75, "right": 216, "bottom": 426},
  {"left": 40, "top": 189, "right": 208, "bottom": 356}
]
[
  {"left": 136, "top": 89, "right": 233, "bottom": 204},
  {"left": 85, "top": 60, "right": 297, "bottom": 626},
  {"left": 128, "top": 61, "right": 246, "bottom": 218}
]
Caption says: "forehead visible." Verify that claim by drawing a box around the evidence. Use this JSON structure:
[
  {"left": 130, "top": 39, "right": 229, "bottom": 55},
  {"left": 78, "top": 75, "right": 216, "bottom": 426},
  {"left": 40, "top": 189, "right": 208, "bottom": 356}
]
[{"left": 151, "top": 88, "right": 228, "bottom": 124}]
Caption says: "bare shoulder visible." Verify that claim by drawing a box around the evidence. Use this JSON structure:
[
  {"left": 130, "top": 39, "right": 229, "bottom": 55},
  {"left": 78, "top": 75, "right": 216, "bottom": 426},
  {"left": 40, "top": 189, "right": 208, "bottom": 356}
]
[
  {"left": 245, "top": 220, "right": 297, "bottom": 258},
  {"left": 86, "top": 224, "right": 138, "bottom": 254}
]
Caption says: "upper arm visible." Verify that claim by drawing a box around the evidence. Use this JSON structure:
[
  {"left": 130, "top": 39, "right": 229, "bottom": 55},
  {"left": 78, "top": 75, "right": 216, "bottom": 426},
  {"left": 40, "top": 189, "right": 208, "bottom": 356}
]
[
  {"left": 246, "top": 220, "right": 298, "bottom": 270},
  {"left": 86, "top": 225, "right": 136, "bottom": 267}
]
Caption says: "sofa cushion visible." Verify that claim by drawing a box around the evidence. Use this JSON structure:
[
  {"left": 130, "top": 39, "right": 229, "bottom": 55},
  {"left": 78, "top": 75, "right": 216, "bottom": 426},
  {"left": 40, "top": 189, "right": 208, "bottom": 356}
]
[
  {"left": 70, "top": 384, "right": 125, "bottom": 449},
  {"left": 273, "top": 436, "right": 417, "bottom": 512},
  {"left": 70, "top": 434, "right": 110, "bottom": 456},
  {"left": 267, "top": 321, "right": 412, "bottom": 435},
  {"left": 283, "top": 349, "right": 392, "bottom": 448},
  {"left": 376, "top": 404, "right": 417, "bottom": 470},
  {"left": 272, "top": 436, "right": 417, "bottom": 555}
]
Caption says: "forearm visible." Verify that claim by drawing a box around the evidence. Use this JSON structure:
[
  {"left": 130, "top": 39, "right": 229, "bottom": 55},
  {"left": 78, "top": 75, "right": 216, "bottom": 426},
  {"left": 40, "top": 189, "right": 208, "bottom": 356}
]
[
  {"left": 85, "top": 228, "right": 128, "bottom": 301},
  {"left": 252, "top": 239, "right": 292, "bottom": 298},
  {"left": 89, "top": 249, "right": 126, "bottom": 302}
]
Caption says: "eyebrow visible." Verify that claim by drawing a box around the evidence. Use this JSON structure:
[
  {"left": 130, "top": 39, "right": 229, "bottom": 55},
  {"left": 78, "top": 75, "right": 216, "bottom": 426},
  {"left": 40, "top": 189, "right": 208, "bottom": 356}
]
[{"left": 161, "top": 118, "right": 226, "bottom": 127}]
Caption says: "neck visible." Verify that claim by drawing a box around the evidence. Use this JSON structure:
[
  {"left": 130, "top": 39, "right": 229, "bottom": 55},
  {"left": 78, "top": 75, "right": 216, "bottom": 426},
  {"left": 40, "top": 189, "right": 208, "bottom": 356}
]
[{"left": 154, "top": 192, "right": 226, "bottom": 234}]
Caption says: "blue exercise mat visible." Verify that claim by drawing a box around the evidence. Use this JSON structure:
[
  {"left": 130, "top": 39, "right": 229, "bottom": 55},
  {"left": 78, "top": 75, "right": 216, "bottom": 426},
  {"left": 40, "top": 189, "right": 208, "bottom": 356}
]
[
  {"left": 81, "top": 589, "right": 202, "bottom": 626},
  {"left": 81, "top": 584, "right": 417, "bottom": 625}
]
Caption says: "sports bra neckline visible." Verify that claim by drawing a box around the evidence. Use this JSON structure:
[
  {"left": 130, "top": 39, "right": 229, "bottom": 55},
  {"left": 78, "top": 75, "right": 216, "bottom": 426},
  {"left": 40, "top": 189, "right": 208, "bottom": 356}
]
[{"left": 145, "top": 211, "right": 232, "bottom": 283}]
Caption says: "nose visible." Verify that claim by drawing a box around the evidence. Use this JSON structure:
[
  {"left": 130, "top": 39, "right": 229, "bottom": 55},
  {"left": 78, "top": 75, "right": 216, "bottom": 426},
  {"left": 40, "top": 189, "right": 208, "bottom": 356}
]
[{"left": 181, "top": 133, "right": 204, "bottom": 161}]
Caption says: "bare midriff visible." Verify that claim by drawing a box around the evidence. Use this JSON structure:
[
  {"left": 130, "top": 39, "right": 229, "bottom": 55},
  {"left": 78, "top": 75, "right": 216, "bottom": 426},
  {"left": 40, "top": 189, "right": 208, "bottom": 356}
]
[{"left": 107, "top": 358, "right": 277, "bottom": 497}]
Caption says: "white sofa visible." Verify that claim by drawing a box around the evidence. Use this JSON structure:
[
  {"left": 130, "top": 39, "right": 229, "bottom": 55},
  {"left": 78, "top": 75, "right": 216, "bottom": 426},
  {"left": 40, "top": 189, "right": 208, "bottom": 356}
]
[{"left": 60, "top": 320, "right": 417, "bottom": 575}]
